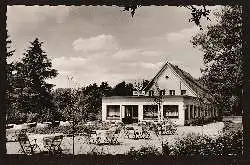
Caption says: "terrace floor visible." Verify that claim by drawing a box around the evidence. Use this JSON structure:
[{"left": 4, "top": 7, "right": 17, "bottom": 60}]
[{"left": 6, "top": 122, "right": 224, "bottom": 155}]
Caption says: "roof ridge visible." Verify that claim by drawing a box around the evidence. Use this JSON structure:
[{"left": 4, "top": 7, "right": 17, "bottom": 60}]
[
  {"left": 169, "top": 63, "right": 206, "bottom": 91},
  {"left": 143, "top": 60, "right": 207, "bottom": 94}
]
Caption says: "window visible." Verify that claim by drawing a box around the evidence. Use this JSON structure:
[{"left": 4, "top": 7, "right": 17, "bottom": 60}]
[
  {"left": 143, "top": 105, "right": 158, "bottom": 120},
  {"left": 163, "top": 105, "right": 179, "bottom": 118},
  {"left": 190, "top": 105, "right": 194, "bottom": 119},
  {"left": 160, "top": 90, "right": 165, "bottom": 96},
  {"left": 181, "top": 90, "right": 186, "bottom": 95},
  {"left": 106, "top": 105, "right": 120, "bottom": 119},
  {"left": 125, "top": 105, "right": 138, "bottom": 119},
  {"left": 149, "top": 90, "right": 154, "bottom": 96},
  {"left": 198, "top": 106, "right": 201, "bottom": 117},
  {"left": 194, "top": 106, "right": 197, "bottom": 118},
  {"left": 169, "top": 90, "right": 175, "bottom": 96},
  {"left": 185, "top": 105, "right": 189, "bottom": 120}
]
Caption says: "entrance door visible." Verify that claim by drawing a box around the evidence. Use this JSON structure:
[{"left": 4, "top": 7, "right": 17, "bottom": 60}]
[{"left": 124, "top": 105, "right": 138, "bottom": 122}]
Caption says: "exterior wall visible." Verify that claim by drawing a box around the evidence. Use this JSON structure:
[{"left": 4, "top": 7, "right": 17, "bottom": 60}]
[
  {"left": 102, "top": 96, "right": 185, "bottom": 125},
  {"left": 161, "top": 97, "right": 185, "bottom": 125},
  {"left": 146, "top": 66, "right": 196, "bottom": 97},
  {"left": 183, "top": 97, "right": 218, "bottom": 125}
]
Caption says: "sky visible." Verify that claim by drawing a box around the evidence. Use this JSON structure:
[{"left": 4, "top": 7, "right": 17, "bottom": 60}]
[{"left": 7, "top": 5, "right": 222, "bottom": 88}]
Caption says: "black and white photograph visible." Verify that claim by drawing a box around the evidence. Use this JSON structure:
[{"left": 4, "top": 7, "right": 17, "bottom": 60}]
[{"left": 1, "top": 2, "right": 247, "bottom": 165}]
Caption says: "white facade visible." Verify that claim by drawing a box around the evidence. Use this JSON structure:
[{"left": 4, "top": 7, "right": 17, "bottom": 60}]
[{"left": 101, "top": 62, "right": 217, "bottom": 126}]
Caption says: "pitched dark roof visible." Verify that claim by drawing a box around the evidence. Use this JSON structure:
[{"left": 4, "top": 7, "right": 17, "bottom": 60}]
[
  {"left": 143, "top": 61, "right": 211, "bottom": 101},
  {"left": 168, "top": 63, "right": 209, "bottom": 98}
]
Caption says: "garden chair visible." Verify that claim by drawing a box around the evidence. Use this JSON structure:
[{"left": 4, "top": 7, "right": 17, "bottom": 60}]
[
  {"left": 43, "top": 135, "right": 63, "bottom": 155},
  {"left": 17, "top": 129, "right": 41, "bottom": 155},
  {"left": 85, "top": 130, "right": 103, "bottom": 145},
  {"left": 141, "top": 125, "right": 151, "bottom": 139},
  {"left": 163, "top": 124, "right": 177, "bottom": 135},
  {"left": 107, "top": 128, "right": 121, "bottom": 145},
  {"left": 124, "top": 126, "right": 136, "bottom": 139}
]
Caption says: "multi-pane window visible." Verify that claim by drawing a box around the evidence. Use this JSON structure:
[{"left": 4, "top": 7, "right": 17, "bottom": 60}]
[
  {"left": 169, "top": 90, "right": 175, "bottom": 96},
  {"left": 163, "top": 105, "right": 179, "bottom": 118},
  {"left": 185, "top": 105, "right": 189, "bottom": 120},
  {"left": 190, "top": 105, "right": 194, "bottom": 119},
  {"left": 125, "top": 105, "right": 138, "bottom": 119},
  {"left": 160, "top": 90, "right": 165, "bottom": 96},
  {"left": 143, "top": 105, "right": 158, "bottom": 120},
  {"left": 198, "top": 106, "right": 202, "bottom": 117},
  {"left": 194, "top": 106, "right": 198, "bottom": 118},
  {"left": 149, "top": 90, "right": 154, "bottom": 96},
  {"left": 106, "top": 105, "right": 120, "bottom": 119}
]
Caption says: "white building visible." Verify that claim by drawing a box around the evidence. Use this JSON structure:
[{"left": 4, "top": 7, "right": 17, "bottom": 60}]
[{"left": 102, "top": 61, "right": 218, "bottom": 126}]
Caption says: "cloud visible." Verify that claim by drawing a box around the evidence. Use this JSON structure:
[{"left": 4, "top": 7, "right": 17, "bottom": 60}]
[
  {"left": 165, "top": 26, "right": 199, "bottom": 43},
  {"left": 7, "top": 6, "right": 208, "bottom": 88},
  {"left": 112, "top": 49, "right": 139, "bottom": 59},
  {"left": 52, "top": 56, "right": 87, "bottom": 72},
  {"left": 139, "top": 61, "right": 162, "bottom": 69},
  {"left": 72, "top": 34, "right": 118, "bottom": 52},
  {"left": 7, "top": 6, "right": 70, "bottom": 30}
]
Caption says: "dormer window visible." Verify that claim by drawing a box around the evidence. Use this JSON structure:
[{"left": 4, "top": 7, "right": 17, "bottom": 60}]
[
  {"left": 160, "top": 90, "right": 165, "bottom": 96},
  {"left": 169, "top": 90, "right": 175, "bottom": 96},
  {"left": 149, "top": 90, "right": 154, "bottom": 96},
  {"left": 181, "top": 90, "right": 187, "bottom": 95}
]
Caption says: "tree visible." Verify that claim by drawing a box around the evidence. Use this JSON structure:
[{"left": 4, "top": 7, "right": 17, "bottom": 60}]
[
  {"left": 5, "top": 34, "right": 17, "bottom": 123},
  {"left": 124, "top": 5, "right": 211, "bottom": 29},
  {"left": 191, "top": 6, "right": 242, "bottom": 116},
  {"left": 15, "top": 38, "right": 58, "bottom": 122},
  {"left": 52, "top": 88, "right": 73, "bottom": 121},
  {"left": 80, "top": 82, "right": 113, "bottom": 121},
  {"left": 99, "top": 81, "right": 113, "bottom": 97},
  {"left": 112, "top": 81, "right": 134, "bottom": 96}
]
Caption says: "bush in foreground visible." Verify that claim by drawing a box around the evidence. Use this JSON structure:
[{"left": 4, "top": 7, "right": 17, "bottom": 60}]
[{"left": 167, "top": 130, "right": 242, "bottom": 159}]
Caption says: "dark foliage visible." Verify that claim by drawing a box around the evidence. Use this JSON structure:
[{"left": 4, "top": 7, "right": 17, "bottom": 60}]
[
  {"left": 127, "top": 146, "right": 161, "bottom": 160},
  {"left": 192, "top": 6, "right": 243, "bottom": 116},
  {"left": 112, "top": 81, "right": 134, "bottom": 96},
  {"left": 8, "top": 38, "right": 58, "bottom": 123},
  {"left": 169, "top": 130, "right": 243, "bottom": 159},
  {"left": 124, "top": 4, "right": 211, "bottom": 29}
]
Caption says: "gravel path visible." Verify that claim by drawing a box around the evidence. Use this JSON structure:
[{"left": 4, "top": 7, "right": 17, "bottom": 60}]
[{"left": 6, "top": 122, "right": 225, "bottom": 155}]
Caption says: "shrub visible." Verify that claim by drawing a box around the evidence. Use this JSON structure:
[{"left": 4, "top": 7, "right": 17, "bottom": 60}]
[
  {"left": 162, "top": 142, "right": 171, "bottom": 156},
  {"left": 127, "top": 146, "right": 161, "bottom": 160},
  {"left": 26, "top": 113, "right": 39, "bottom": 123},
  {"left": 192, "top": 117, "right": 205, "bottom": 126},
  {"left": 223, "top": 121, "right": 242, "bottom": 134},
  {"left": 170, "top": 130, "right": 243, "bottom": 159},
  {"left": 27, "top": 125, "right": 73, "bottom": 135}
]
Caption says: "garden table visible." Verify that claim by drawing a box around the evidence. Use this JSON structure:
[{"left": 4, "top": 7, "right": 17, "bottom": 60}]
[
  {"left": 125, "top": 125, "right": 144, "bottom": 139},
  {"left": 92, "top": 129, "right": 117, "bottom": 144}
]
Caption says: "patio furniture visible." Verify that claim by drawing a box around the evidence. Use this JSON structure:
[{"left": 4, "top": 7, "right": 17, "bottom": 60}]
[
  {"left": 161, "top": 124, "right": 177, "bottom": 135},
  {"left": 6, "top": 124, "right": 14, "bottom": 129},
  {"left": 124, "top": 126, "right": 135, "bottom": 139},
  {"left": 107, "top": 128, "right": 121, "bottom": 144},
  {"left": 43, "top": 134, "right": 64, "bottom": 155},
  {"left": 17, "top": 129, "right": 41, "bottom": 155},
  {"left": 86, "top": 128, "right": 121, "bottom": 145},
  {"left": 86, "top": 130, "right": 99, "bottom": 144},
  {"left": 141, "top": 125, "right": 151, "bottom": 139},
  {"left": 124, "top": 125, "right": 146, "bottom": 140}
]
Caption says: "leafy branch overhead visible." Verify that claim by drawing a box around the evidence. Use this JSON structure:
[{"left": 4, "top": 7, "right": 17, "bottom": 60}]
[{"left": 124, "top": 5, "right": 211, "bottom": 29}]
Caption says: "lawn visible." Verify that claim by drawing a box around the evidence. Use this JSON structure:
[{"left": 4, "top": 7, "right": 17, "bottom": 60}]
[{"left": 6, "top": 122, "right": 225, "bottom": 155}]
